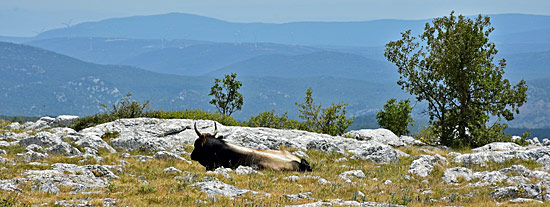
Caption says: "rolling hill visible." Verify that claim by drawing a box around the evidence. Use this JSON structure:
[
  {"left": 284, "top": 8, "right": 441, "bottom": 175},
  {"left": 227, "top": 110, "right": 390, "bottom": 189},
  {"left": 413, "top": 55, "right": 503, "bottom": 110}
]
[
  {"left": 32, "top": 13, "right": 550, "bottom": 47},
  {"left": 208, "top": 51, "right": 398, "bottom": 83},
  {"left": 0, "top": 41, "right": 406, "bottom": 120},
  {"left": 119, "top": 43, "right": 320, "bottom": 75}
]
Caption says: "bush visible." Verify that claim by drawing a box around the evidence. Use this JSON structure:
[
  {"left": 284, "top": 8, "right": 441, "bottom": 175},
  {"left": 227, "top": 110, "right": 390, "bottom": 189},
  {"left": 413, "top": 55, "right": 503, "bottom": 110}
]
[
  {"left": 296, "top": 87, "right": 353, "bottom": 136},
  {"left": 144, "top": 109, "right": 242, "bottom": 127},
  {"left": 376, "top": 98, "right": 414, "bottom": 136},
  {"left": 415, "top": 125, "right": 440, "bottom": 145},
  {"left": 71, "top": 93, "right": 151, "bottom": 131},
  {"left": 244, "top": 110, "right": 300, "bottom": 129}
]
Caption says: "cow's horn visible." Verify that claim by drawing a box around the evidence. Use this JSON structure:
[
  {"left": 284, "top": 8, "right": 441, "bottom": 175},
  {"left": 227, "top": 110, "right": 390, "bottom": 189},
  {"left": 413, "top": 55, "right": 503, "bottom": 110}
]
[
  {"left": 213, "top": 122, "right": 218, "bottom": 136},
  {"left": 194, "top": 122, "right": 201, "bottom": 137}
]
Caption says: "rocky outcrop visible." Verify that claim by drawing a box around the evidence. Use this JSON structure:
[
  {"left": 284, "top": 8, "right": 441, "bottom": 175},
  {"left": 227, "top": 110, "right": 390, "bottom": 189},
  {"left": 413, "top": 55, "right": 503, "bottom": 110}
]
[
  {"left": 408, "top": 154, "right": 447, "bottom": 177},
  {"left": 77, "top": 118, "right": 409, "bottom": 163},
  {"left": 21, "top": 163, "right": 120, "bottom": 194},
  {"left": 345, "top": 129, "right": 423, "bottom": 147},
  {"left": 191, "top": 177, "right": 259, "bottom": 198}
]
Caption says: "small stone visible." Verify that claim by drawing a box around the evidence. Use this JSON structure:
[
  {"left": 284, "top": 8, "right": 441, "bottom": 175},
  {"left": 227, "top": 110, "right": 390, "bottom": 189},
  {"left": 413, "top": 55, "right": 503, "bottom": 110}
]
[
  {"left": 509, "top": 198, "right": 543, "bottom": 204},
  {"left": 163, "top": 167, "right": 182, "bottom": 174},
  {"left": 284, "top": 192, "right": 313, "bottom": 201},
  {"left": 384, "top": 180, "right": 392, "bottom": 185},
  {"left": 339, "top": 170, "right": 365, "bottom": 180},
  {"left": 39, "top": 182, "right": 60, "bottom": 194}
]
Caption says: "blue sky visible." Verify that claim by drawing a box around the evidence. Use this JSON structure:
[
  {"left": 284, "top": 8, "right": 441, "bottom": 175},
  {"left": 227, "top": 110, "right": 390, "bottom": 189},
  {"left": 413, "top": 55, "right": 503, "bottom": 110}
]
[{"left": 2, "top": 0, "right": 550, "bottom": 36}]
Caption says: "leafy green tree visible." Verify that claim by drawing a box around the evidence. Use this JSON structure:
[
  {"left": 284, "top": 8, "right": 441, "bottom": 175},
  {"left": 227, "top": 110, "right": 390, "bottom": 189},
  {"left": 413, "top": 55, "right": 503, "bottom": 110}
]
[
  {"left": 296, "top": 87, "right": 353, "bottom": 136},
  {"left": 377, "top": 98, "right": 414, "bottom": 136},
  {"left": 209, "top": 73, "right": 244, "bottom": 116},
  {"left": 384, "top": 12, "right": 528, "bottom": 148}
]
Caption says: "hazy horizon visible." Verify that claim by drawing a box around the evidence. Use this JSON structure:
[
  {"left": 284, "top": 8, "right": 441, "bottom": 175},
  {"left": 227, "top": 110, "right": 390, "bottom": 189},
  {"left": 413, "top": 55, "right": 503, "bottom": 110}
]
[{"left": 1, "top": 0, "right": 550, "bottom": 37}]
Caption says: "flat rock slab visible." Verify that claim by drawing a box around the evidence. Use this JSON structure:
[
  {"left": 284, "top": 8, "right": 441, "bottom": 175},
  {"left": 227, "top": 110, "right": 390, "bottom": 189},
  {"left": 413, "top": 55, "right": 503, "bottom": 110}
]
[{"left": 191, "top": 178, "right": 258, "bottom": 198}]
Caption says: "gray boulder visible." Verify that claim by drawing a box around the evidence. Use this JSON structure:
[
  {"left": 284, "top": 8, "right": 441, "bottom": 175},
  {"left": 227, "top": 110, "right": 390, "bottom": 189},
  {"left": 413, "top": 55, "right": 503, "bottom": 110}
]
[
  {"left": 235, "top": 165, "right": 262, "bottom": 175},
  {"left": 17, "top": 151, "right": 48, "bottom": 162},
  {"left": 44, "top": 142, "right": 82, "bottom": 156},
  {"left": 19, "top": 132, "right": 62, "bottom": 147},
  {"left": 491, "top": 184, "right": 542, "bottom": 201},
  {"left": 350, "top": 143, "right": 407, "bottom": 163},
  {"left": 284, "top": 192, "right": 314, "bottom": 201},
  {"left": 345, "top": 129, "right": 417, "bottom": 147},
  {"left": 154, "top": 151, "right": 191, "bottom": 164},
  {"left": 81, "top": 118, "right": 409, "bottom": 163},
  {"left": 0, "top": 179, "right": 21, "bottom": 192},
  {"left": 23, "top": 163, "right": 119, "bottom": 193},
  {"left": 442, "top": 167, "right": 475, "bottom": 184},
  {"left": 22, "top": 116, "right": 55, "bottom": 130},
  {"left": 339, "top": 170, "right": 365, "bottom": 183},
  {"left": 52, "top": 115, "right": 80, "bottom": 127},
  {"left": 163, "top": 167, "right": 182, "bottom": 174},
  {"left": 408, "top": 154, "right": 447, "bottom": 177},
  {"left": 283, "top": 175, "right": 330, "bottom": 185},
  {"left": 472, "top": 142, "right": 525, "bottom": 153},
  {"left": 191, "top": 177, "right": 258, "bottom": 198}
]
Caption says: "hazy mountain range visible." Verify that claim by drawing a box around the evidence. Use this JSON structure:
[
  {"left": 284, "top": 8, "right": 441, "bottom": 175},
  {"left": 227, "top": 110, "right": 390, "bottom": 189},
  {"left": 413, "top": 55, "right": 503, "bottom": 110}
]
[{"left": 1, "top": 12, "right": 550, "bottom": 132}]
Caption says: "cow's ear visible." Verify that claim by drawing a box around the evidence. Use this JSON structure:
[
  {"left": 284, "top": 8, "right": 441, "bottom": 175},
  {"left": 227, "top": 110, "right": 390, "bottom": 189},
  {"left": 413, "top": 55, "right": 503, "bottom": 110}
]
[{"left": 217, "top": 135, "right": 224, "bottom": 139}]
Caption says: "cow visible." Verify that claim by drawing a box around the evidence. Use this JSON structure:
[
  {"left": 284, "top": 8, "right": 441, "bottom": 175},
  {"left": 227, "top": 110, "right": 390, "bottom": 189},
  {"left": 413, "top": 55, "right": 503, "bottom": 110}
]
[{"left": 190, "top": 122, "right": 312, "bottom": 172}]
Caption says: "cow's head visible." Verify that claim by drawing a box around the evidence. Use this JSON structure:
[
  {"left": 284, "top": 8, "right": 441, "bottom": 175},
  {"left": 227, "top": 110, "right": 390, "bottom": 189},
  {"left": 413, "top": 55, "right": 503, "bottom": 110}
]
[{"left": 190, "top": 122, "right": 224, "bottom": 170}]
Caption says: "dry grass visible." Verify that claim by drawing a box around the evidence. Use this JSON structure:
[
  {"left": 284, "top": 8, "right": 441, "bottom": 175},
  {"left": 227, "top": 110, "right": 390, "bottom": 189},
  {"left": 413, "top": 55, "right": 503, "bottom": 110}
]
[{"left": 0, "top": 142, "right": 547, "bottom": 206}]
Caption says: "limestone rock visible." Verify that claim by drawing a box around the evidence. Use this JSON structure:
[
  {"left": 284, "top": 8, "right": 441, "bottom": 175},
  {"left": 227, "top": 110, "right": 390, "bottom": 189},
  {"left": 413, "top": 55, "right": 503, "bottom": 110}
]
[
  {"left": 164, "top": 167, "right": 182, "bottom": 174},
  {"left": 442, "top": 167, "right": 474, "bottom": 184},
  {"left": 154, "top": 151, "right": 192, "bottom": 164},
  {"left": 191, "top": 177, "right": 258, "bottom": 198},
  {"left": 235, "top": 165, "right": 262, "bottom": 175},
  {"left": 339, "top": 170, "right": 365, "bottom": 182},
  {"left": 345, "top": 129, "right": 416, "bottom": 147},
  {"left": 350, "top": 143, "right": 407, "bottom": 163},
  {"left": 408, "top": 154, "right": 447, "bottom": 177},
  {"left": 81, "top": 118, "right": 409, "bottom": 163},
  {"left": 44, "top": 142, "right": 82, "bottom": 156},
  {"left": 283, "top": 175, "right": 330, "bottom": 185},
  {"left": 0, "top": 179, "right": 21, "bottom": 192},
  {"left": 17, "top": 151, "right": 48, "bottom": 162},
  {"left": 472, "top": 142, "right": 525, "bottom": 153},
  {"left": 509, "top": 198, "right": 543, "bottom": 204},
  {"left": 285, "top": 192, "right": 314, "bottom": 201},
  {"left": 491, "top": 186, "right": 520, "bottom": 201},
  {"left": 52, "top": 115, "right": 80, "bottom": 127},
  {"left": 19, "top": 132, "right": 62, "bottom": 147},
  {"left": 23, "top": 163, "right": 119, "bottom": 193}
]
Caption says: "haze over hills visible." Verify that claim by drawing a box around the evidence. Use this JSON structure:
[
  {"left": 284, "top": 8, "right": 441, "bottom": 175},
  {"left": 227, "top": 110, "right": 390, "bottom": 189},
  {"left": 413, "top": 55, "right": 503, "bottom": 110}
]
[
  {"left": 26, "top": 13, "right": 550, "bottom": 47},
  {"left": 208, "top": 51, "right": 398, "bottom": 82},
  {"left": 1, "top": 12, "right": 550, "bottom": 132},
  {"left": 119, "top": 43, "right": 320, "bottom": 75},
  {"left": 0, "top": 41, "right": 405, "bottom": 120}
]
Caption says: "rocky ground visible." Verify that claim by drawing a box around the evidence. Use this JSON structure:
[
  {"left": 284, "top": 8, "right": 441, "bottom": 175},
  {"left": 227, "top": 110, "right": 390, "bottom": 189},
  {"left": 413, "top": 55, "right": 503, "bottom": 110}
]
[{"left": 1, "top": 116, "right": 549, "bottom": 206}]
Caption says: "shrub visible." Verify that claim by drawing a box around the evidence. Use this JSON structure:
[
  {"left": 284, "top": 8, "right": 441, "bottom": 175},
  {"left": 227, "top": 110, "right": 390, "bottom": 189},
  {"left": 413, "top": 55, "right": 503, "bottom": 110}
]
[
  {"left": 144, "top": 109, "right": 242, "bottom": 127},
  {"left": 71, "top": 93, "right": 151, "bottom": 131},
  {"left": 415, "top": 125, "right": 439, "bottom": 145},
  {"left": 296, "top": 87, "right": 353, "bottom": 136},
  {"left": 244, "top": 110, "right": 300, "bottom": 129},
  {"left": 376, "top": 98, "right": 414, "bottom": 136}
]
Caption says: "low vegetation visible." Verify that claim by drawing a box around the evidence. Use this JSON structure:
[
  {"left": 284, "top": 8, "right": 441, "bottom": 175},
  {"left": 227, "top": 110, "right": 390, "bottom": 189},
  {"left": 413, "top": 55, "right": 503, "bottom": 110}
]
[{"left": 0, "top": 139, "right": 545, "bottom": 207}]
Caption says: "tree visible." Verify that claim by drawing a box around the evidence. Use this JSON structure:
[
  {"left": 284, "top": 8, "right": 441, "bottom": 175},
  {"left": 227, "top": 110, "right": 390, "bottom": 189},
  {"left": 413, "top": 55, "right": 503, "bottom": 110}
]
[
  {"left": 296, "top": 87, "right": 353, "bottom": 136},
  {"left": 377, "top": 98, "right": 414, "bottom": 136},
  {"left": 384, "top": 12, "right": 528, "bottom": 148},
  {"left": 209, "top": 73, "right": 244, "bottom": 116}
]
